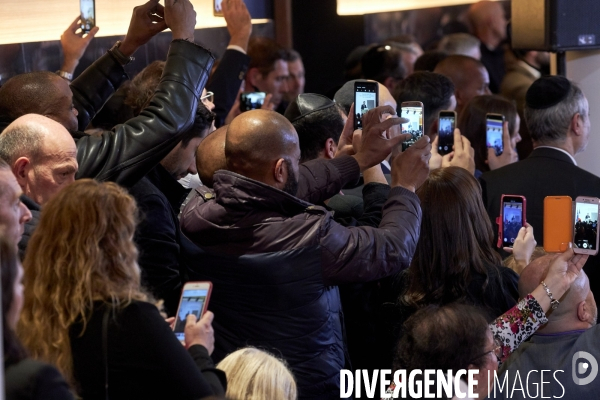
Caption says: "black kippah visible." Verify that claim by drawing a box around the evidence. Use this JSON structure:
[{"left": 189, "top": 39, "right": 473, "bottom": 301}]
[
  {"left": 525, "top": 75, "right": 572, "bottom": 110},
  {"left": 284, "top": 93, "right": 335, "bottom": 123}
]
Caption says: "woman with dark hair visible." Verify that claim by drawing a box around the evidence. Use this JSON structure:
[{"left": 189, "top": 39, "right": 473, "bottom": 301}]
[
  {"left": 384, "top": 246, "right": 589, "bottom": 399},
  {"left": 18, "top": 179, "right": 224, "bottom": 399},
  {"left": 400, "top": 166, "right": 519, "bottom": 319},
  {"left": 458, "top": 95, "right": 521, "bottom": 174},
  {"left": 1, "top": 233, "right": 74, "bottom": 399}
]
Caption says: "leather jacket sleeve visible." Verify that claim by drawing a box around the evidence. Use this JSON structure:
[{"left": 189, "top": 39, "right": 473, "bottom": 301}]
[
  {"left": 319, "top": 186, "right": 421, "bottom": 285},
  {"left": 297, "top": 156, "right": 360, "bottom": 205},
  {"left": 71, "top": 52, "right": 129, "bottom": 131},
  {"left": 74, "top": 40, "right": 215, "bottom": 187}
]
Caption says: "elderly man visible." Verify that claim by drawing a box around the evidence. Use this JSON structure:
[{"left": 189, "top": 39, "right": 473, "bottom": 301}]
[
  {"left": 181, "top": 107, "right": 430, "bottom": 399},
  {"left": 0, "top": 115, "right": 77, "bottom": 251},
  {"left": 0, "top": 0, "right": 213, "bottom": 188},
  {"left": 0, "top": 159, "right": 31, "bottom": 247},
  {"left": 490, "top": 251, "right": 598, "bottom": 399},
  {"left": 481, "top": 75, "right": 600, "bottom": 297},
  {"left": 434, "top": 55, "right": 491, "bottom": 117}
]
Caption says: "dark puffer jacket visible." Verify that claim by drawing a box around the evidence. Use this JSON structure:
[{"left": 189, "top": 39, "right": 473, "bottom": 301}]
[{"left": 180, "top": 167, "right": 421, "bottom": 399}]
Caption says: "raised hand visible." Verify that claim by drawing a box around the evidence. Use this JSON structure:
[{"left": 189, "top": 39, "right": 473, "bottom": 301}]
[
  {"left": 487, "top": 121, "right": 518, "bottom": 170},
  {"left": 120, "top": 0, "right": 169, "bottom": 57},
  {"left": 184, "top": 311, "right": 215, "bottom": 354},
  {"left": 222, "top": 0, "right": 252, "bottom": 51},
  {"left": 164, "top": 0, "right": 197, "bottom": 42},
  {"left": 391, "top": 135, "right": 431, "bottom": 192},
  {"left": 60, "top": 16, "right": 99, "bottom": 74}
]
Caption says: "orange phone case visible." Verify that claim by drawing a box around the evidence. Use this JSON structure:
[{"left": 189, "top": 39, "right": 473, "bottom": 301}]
[{"left": 543, "top": 196, "right": 573, "bottom": 252}]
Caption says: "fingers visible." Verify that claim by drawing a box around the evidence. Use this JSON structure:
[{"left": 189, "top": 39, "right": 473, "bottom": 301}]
[
  {"left": 84, "top": 26, "right": 99, "bottom": 41},
  {"left": 503, "top": 247, "right": 514, "bottom": 254},
  {"left": 411, "top": 135, "right": 431, "bottom": 150},
  {"left": 185, "top": 313, "right": 198, "bottom": 325},
  {"left": 363, "top": 105, "right": 396, "bottom": 127},
  {"left": 431, "top": 136, "right": 439, "bottom": 156},
  {"left": 502, "top": 121, "right": 511, "bottom": 147},
  {"left": 571, "top": 254, "right": 589, "bottom": 271},
  {"left": 557, "top": 245, "right": 575, "bottom": 261},
  {"left": 69, "top": 16, "right": 81, "bottom": 31},
  {"left": 487, "top": 147, "right": 497, "bottom": 161},
  {"left": 453, "top": 128, "right": 463, "bottom": 152},
  {"left": 200, "top": 310, "right": 214, "bottom": 324},
  {"left": 260, "top": 93, "right": 275, "bottom": 111}
]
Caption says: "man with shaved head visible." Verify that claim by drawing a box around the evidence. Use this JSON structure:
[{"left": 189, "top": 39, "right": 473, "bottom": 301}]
[
  {"left": 434, "top": 55, "right": 491, "bottom": 117},
  {"left": 196, "top": 126, "right": 227, "bottom": 188},
  {"left": 181, "top": 106, "right": 430, "bottom": 398},
  {"left": 468, "top": 0, "right": 508, "bottom": 93},
  {"left": 490, "top": 249, "right": 599, "bottom": 399}
]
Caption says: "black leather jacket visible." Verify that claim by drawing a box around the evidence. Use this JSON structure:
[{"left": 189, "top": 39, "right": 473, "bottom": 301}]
[{"left": 71, "top": 40, "right": 215, "bottom": 187}]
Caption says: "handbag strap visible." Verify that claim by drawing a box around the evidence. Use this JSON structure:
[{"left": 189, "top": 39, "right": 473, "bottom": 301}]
[{"left": 102, "top": 306, "right": 111, "bottom": 400}]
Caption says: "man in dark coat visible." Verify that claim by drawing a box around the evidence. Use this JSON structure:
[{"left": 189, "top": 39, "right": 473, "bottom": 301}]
[
  {"left": 480, "top": 75, "right": 600, "bottom": 297},
  {"left": 181, "top": 106, "right": 431, "bottom": 399}
]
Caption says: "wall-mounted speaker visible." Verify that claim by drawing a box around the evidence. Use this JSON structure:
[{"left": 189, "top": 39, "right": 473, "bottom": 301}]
[{"left": 512, "top": 0, "right": 600, "bottom": 51}]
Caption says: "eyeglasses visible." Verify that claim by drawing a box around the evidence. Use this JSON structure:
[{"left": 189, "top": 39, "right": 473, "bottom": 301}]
[
  {"left": 200, "top": 91, "right": 214, "bottom": 104},
  {"left": 472, "top": 338, "right": 503, "bottom": 363}
]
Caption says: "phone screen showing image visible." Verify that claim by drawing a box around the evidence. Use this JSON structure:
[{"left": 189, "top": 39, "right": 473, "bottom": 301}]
[
  {"left": 438, "top": 113, "right": 455, "bottom": 155},
  {"left": 486, "top": 117, "right": 503, "bottom": 156},
  {"left": 401, "top": 106, "right": 424, "bottom": 151},
  {"left": 354, "top": 83, "right": 378, "bottom": 129},
  {"left": 80, "top": 0, "right": 95, "bottom": 32},
  {"left": 502, "top": 199, "right": 523, "bottom": 247},
  {"left": 574, "top": 202, "right": 599, "bottom": 251},
  {"left": 240, "top": 92, "right": 266, "bottom": 112},
  {"left": 174, "top": 288, "right": 209, "bottom": 341}
]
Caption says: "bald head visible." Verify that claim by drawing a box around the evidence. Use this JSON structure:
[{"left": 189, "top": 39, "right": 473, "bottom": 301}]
[
  {"left": 197, "top": 126, "right": 227, "bottom": 188},
  {"left": 468, "top": 1, "right": 507, "bottom": 47},
  {"left": 0, "top": 114, "right": 78, "bottom": 205},
  {"left": 0, "top": 72, "right": 79, "bottom": 131},
  {"left": 520, "top": 254, "right": 596, "bottom": 331},
  {"left": 434, "top": 56, "right": 490, "bottom": 116},
  {"left": 225, "top": 110, "right": 300, "bottom": 192}
]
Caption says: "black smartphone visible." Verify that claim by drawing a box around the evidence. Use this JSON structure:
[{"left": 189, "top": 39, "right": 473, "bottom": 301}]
[
  {"left": 401, "top": 101, "right": 424, "bottom": 151},
  {"left": 80, "top": 0, "right": 96, "bottom": 33},
  {"left": 499, "top": 195, "right": 526, "bottom": 248},
  {"left": 214, "top": 0, "right": 224, "bottom": 17},
  {"left": 437, "top": 110, "right": 456, "bottom": 155},
  {"left": 354, "top": 81, "right": 379, "bottom": 130},
  {"left": 486, "top": 113, "right": 504, "bottom": 157},
  {"left": 240, "top": 92, "right": 266, "bottom": 112}
]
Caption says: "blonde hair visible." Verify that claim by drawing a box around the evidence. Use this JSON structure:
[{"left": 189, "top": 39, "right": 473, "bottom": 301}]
[
  {"left": 503, "top": 246, "right": 548, "bottom": 275},
  {"left": 217, "top": 348, "right": 297, "bottom": 400},
  {"left": 18, "top": 179, "right": 148, "bottom": 386}
]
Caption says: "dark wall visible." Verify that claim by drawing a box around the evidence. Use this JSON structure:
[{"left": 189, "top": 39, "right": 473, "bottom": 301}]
[{"left": 291, "top": 0, "right": 364, "bottom": 97}]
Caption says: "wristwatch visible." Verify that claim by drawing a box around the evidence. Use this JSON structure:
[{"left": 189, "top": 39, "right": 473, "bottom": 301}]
[
  {"left": 108, "top": 41, "right": 135, "bottom": 66},
  {"left": 55, "top": 70, "right": 73, "bottom": 82}
]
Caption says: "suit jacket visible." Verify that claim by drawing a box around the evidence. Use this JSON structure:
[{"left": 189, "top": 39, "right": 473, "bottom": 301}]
[
  {"left": 480, "top": 147, "right": 600, "bottom": 296},
  {"left": 206, "top": 48, "right": 250, "bottom": 127},
  {"left": 500, "top": 61, "right": 539, "bottom": 159}
]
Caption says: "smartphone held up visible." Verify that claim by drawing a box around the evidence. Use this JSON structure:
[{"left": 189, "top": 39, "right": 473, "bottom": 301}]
[
  {"left": 401, "top": 101, "right": 424, "bottom": 151},
  {"left": 80, "top": 0, "right": 96, "bottom": 32},
  {"left": 173, "top": 281, "right": 212, "bottom": 343},
  {"left": 486, "top": 113, "right": 504, "bottom": 157},
  {"left": 214, "top": 0, "right": 224, "bottom": 16},
  {"left": 573, "top": 196, "right": 600, "bottom": 255},
  {"left": 437, "top": 110, "right": 456, "bottom": 155},
  {"left": 353, "top": 81, "right": 379, "bottom": 130},
  {"left": 497, "top": 195, "right": 526, "bottom": 248}
]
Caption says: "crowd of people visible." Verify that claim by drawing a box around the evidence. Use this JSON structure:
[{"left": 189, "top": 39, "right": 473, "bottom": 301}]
[{"left": 0, "top": 0, "right": 599, "bottom": 399}]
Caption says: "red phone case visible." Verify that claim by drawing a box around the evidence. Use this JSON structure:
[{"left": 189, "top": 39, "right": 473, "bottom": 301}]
[{"left": 496, "top": 195, "right": 527, "bottom": 248}]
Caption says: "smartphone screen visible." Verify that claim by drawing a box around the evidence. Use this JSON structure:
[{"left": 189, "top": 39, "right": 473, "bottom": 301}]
[
  {"left": 438, "top": 111, "right": 455, "bottom": 155},
  {"left": 240, "top": 92, "right": 266, "bottom": 112},
  {"left": 174, "top": 286, "right": 210, "bottom": 342},
  {"left": 354, "top": 81, "right": 378, "bottom": 130},
  {"left": 401, "top": 103, "right": 424, "bottom": 151},
  {"left": 502, "top": 197, "right": 524, "bottom": 247},
  {"left": 486, "top": 114, "right": 504, "bottom": 156},
  {"left": 214, "top": 0, "right": 224, "bottom": 16},
  {"left": 574, "top": 200, "right": 599, "bottom": 252},
  {"left": 80, "top": 0, "right": 95, "bottom": 32}
]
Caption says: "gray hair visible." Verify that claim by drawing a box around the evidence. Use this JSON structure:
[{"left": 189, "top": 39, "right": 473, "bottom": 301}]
[
  {"left": 0, "top": 124, "right": 43, "bottom": 166},
  {"left": 438, "top": 33, "right": 481, "bottom": 57},
  {"left": 525, "top": 82, "right": 588, "bottom": 144}
]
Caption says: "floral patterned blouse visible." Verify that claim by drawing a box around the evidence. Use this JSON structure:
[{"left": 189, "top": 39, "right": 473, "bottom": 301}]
[{"left": 382, "top": 294, "right": 547, "bottom": 398}]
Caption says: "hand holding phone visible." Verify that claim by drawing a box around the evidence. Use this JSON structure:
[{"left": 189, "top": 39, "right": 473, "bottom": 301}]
[
  {"left": 354, "top": 81, "right": 379, "bottom": 130},
  {"left": 80, "top": 0, "right": 96, "bottom": 33},
  {"left": 401, "top": 101, "right": 424, "bottom": 151},
  {"left": 240, "top": 92, "right": 266, "bottom": 112},
  {"left": 184, "top": 311, "right": 215, "bottom": 353},
  {"left": 573, "top": 196, "right": 600, "bottom": 256},
  {"left": 173, "top": 282, "right": 212, "bottom": 343},
  {"left": 486, "top": 113, "right": 504, "bottom": 157}
]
